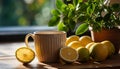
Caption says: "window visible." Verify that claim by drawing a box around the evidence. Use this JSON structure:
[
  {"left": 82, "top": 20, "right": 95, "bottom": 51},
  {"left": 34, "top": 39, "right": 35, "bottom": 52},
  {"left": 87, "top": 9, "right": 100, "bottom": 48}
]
[
  {"left": 0, "top": 0, "right": 56, "bottom": 42},
  {"left": 0, "top": 0, "right": 55, "bottom": 26}
]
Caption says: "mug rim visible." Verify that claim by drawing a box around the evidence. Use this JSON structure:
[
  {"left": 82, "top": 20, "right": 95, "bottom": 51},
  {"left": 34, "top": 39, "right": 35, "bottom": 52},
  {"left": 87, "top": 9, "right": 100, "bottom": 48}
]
[{"left": 33, "top": 30, "right": 66, "bottom": 35}]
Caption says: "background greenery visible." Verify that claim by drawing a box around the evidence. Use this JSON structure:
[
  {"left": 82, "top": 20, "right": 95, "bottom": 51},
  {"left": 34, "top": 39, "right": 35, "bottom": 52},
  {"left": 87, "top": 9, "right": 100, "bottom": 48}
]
[
  {"left": 48, "top": 0, "right": 120, "bottom": 35},
  {"left": 0, "top": 0, "right": 54, "bottom": 27}
]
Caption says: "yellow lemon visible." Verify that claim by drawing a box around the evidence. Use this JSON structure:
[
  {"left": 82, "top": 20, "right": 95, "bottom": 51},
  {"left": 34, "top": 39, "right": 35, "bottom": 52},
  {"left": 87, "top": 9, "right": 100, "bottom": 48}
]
[
  {"left": 79, "top": 36, "right": 93, "bottom": 47},
  {"left": 67, "top": 41, "right": 83, "bottom": 50},
  {"left": 85, "top": 42, "right": 95, "bottom": 50},
  {"left": 76, "top": 47, "right": 90, "bottom": 63},
  {"left": 89, "top": 43, "right": 108, "bottom": 61},
  {"left": 15, "top": 47, "right": 35, "bottom": 64},
  {"left": 59, "top": 47, "right": 78, "bottom": 63},
  {"left": 101, "top": 40, "right": 115, "bottom": 57},
  {"left": 65, "top": 35, "right": 79, "bottom": 46}
]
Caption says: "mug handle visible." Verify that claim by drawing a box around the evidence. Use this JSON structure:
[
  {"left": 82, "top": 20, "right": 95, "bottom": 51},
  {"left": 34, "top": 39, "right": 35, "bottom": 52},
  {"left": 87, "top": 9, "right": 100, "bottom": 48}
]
[{"left": 25, "top": 33, "right": 34, "bottom": 48}]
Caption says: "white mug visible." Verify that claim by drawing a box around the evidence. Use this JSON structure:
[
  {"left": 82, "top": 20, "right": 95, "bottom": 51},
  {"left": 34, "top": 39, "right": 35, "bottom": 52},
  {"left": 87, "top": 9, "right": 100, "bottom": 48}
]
[{"left": 25, "top": 31, "right": 66, "bottom": 63}]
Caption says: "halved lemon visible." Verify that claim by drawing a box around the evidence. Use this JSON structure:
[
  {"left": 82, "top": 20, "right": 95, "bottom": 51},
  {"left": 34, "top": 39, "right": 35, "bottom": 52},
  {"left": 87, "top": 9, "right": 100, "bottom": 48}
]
[
  {"left": 15, "top": 47, "right": 35, "bottom": 64},
  {"left": 59, "top": 47, "right": 78, "bottom": 63}
]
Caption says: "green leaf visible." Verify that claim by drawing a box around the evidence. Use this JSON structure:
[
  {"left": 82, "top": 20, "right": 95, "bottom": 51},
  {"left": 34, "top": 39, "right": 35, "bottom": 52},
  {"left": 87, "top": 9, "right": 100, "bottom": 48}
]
[
  {"left": 79, "top": 15, "right": 88, "bottom": 22},
  {"left": 68, "top": 4, "right": 75, "bottom": 10},
  {"left": 56, "top": 0, "right": 65, "bottom": 10},
  {"left": 78, "top": 0, "right": 83, "bottom": 3},
  {"left": 78, "top": 3, "right": 88, "bottom": 13},
  {"left": 75, "top": 23, "right": 89, "bottom": 35},
  {"left": 57, "top": 22, "right": 68, "bottom": 31},
  {"left": 87, "top": 4, "right": 95, "bottom": 15},
  {"left": 68, "top": 10, "right": 75, "bottom": 18},
  {"left": 51, "top": 9, "right": 60, "bottom": 16},
  {"left": 48, "top": 16, "right": 60, "bottom": 26},
  {"left": 61, "top": 4, "right": 67, "bottom": 13},
  {"left": 73, "top": 0, "right": 83, "bottom": 6},
  {"left": 73, "top": 0, "right": 77, "bottom": 6},
  {"left": 60, "top": 4, "right": 69, "bottom": 14}
]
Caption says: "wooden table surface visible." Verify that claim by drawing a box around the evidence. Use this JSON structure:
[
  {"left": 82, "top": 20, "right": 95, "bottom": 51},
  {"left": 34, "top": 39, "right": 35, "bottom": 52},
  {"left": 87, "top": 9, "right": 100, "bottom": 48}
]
[{"left": 0, "top": 42, "right": 120, "bottom": 69}]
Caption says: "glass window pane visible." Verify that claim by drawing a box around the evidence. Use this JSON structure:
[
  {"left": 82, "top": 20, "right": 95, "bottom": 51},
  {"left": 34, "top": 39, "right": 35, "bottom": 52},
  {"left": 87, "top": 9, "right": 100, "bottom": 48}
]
[{"left": 0, "top": 0, "right": 55, "bottom": 27}]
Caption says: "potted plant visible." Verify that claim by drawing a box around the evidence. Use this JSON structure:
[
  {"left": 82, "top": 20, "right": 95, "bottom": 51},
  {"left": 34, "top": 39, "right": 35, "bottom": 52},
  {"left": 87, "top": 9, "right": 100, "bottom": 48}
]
[
  {"left": 48, "top": 0, "right": 120, "bottom": 54},
  {"left": 76, "top": 0, "right": 120, "bottom": 54}
]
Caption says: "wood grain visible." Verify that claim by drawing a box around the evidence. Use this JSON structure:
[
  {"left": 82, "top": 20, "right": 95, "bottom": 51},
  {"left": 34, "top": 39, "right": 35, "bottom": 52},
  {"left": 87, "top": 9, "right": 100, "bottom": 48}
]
[{"left": 0, "top": 42, "right": 120, "bottom": 69}]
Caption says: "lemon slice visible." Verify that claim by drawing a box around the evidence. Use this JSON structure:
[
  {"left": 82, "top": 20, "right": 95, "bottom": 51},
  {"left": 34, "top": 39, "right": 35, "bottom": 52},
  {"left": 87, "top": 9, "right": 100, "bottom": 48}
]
[
  {"left": 15, "top": 47, "right": 35, "bottom": 64},
  {"left": 60, "top": 47, "right": 78, "bottom": 63}
]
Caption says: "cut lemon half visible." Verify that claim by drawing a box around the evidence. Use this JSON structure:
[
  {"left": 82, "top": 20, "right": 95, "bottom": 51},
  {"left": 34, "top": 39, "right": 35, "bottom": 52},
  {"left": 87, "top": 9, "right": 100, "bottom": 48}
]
[
  {"left": 60, "top": 47, "right": 78, "bottom": 63},
  {"left": 15, "top": 47, "right": 35, "bottom": 64}
]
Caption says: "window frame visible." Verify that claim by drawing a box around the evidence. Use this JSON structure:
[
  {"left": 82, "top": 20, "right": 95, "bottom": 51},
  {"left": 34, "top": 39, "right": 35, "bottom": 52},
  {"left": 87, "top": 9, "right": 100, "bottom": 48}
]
[{"left": 0, "top": 26, "right": 56, "bottom": 42}]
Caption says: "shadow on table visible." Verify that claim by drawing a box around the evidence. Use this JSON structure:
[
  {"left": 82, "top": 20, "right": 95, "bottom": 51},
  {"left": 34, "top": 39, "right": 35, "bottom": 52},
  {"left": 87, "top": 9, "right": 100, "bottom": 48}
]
[{"left": 18, "top": 54, "right": 120, "bottom": 69}]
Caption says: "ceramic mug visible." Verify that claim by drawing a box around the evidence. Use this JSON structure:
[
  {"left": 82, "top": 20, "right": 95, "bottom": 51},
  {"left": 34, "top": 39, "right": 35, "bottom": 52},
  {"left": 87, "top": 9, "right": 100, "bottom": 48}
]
[{"left": 25, "top": 31, "right": 66, "bottom": 63}]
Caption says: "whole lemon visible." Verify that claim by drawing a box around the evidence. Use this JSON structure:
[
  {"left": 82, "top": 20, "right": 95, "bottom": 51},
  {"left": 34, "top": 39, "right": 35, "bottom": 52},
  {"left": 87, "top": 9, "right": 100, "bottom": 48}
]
[
  {"left": 79, "top": 36, "right": 93, "bottom": 47},
  {"left": 89, "top": 43, "right": 108, "bottom": 62},
  {"left": 85, "top": 42, "right": 95, "bottom": 50},
  {"left": 101, "top": 40, "right": 115, "bottom": 57},
  {"left": 68, "top": 41, "right": 83, "bottom": 50},
  {"left": 65, "top": 35, "right": 79, "bottom": 46},
  {"left": 76, "top": 47, "right": 90, "bottom": 63}
]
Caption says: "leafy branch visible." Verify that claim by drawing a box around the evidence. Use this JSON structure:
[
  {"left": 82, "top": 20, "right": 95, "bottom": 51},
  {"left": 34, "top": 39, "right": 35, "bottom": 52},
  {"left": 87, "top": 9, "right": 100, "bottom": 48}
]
[{"left": 48, "top": 0, "right": 120, "bottom": 35}]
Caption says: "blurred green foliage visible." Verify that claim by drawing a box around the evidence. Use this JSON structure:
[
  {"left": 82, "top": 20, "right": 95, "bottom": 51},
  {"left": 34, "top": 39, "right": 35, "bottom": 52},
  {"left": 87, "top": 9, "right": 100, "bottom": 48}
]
[{"left": 0, "top": 0, "right": 54, "bottom": 26}]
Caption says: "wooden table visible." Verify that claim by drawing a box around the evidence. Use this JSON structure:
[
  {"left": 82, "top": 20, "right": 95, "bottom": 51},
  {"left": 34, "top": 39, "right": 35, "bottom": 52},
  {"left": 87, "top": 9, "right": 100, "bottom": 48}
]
[{"left": 0, "top": 42, "right": 120, "bottom": 69}]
